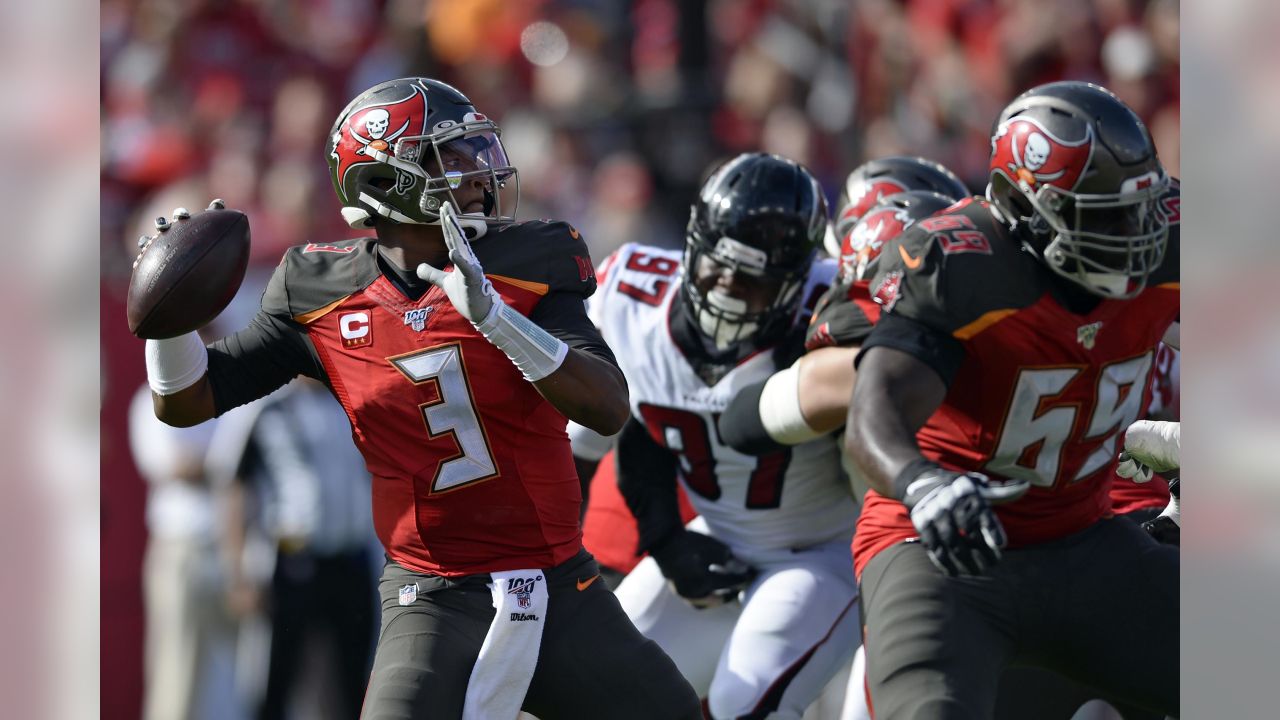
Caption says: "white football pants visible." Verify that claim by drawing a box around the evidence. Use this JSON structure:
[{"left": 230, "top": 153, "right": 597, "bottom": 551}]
[{"left": 616, "top": 518, "right": 860, "bottom": 719}]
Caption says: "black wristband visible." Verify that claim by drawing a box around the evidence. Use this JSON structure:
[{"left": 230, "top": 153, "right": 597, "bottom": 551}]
[
  {"left": 890, "top": 457, "right": 943, "bottom": 501},
  {"left": 717, "top": 380, "right": 788, "bottom": 456}
]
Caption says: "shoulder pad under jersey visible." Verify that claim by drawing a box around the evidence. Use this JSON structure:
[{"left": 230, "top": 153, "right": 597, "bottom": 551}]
[
  {"left": 867, "top": 198, "right": 1043, "bottom": 337},
  {"left": 261, "top": 238, "right": 381, "bottom": 323},
  {"left": 477, "top": 220, "right": 600, "bottom": 299}
]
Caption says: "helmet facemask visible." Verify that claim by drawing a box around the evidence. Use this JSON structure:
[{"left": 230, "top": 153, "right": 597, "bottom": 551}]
[
  {"left": 1016, "top": 175, "right": 1169, "bottom": 299},
  {"left": 389, "top": 120, "right": 519, "bottom": 237},
  {"left": 682, "top": 232, "right": 806, "bottom": 351},
  {"left": 328, "top": 79, "right": 519, "bottom": 238}
]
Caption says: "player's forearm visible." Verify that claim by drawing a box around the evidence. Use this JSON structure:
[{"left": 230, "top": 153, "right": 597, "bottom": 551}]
[
  {"left": 533, "top": 348, "right": 630, "bottom": 436},
  {"left": 796, "top": 346, "right": 859, "bottom": 434},
  {"left": 614, "top": 418, "right": 683, "bottom": 552},
  {"left": 152, "top": 377, "right": 218, "bottom": 427},
  {"left": 844, "top": 346, "right": 947, "bottom": 497}
]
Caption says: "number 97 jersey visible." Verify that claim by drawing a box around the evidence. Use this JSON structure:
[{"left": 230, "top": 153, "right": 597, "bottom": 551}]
[{"left": 579, "top": 243, "right": 857, "bottom": 557}]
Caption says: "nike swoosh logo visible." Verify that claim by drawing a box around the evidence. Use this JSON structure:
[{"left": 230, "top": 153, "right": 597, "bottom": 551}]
[
  {"left": 898, "top": 245, "right": 924, "bottom": 270},
  {"left": 576, "top": 574, "right": 601, "bottom": 592}
]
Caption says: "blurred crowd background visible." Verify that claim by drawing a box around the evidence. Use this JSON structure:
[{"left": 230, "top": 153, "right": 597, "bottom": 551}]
[{"left": 100, "top": 1, "right": 1181, "bottom": 718}]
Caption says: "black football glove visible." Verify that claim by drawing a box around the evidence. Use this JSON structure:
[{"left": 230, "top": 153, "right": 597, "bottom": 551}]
[
  {"left": 649, "top": 530, "right": 756, "bottom": 608},
  {"left": 1142, "top": 515, "right": 1180, "bottom": 546},
  {"left": 898, "top": 466, "right": 1029, "bottom": 577}
]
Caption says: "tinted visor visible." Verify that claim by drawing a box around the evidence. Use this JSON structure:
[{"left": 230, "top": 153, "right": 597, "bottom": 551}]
[{"left": 394, "top": 126, "right": 518, "bottom": 220}]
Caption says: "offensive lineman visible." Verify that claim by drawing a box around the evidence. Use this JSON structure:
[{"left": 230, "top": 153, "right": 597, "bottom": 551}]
[{"left": 846, "top": 81, "right": 1180, "bottom": 719}]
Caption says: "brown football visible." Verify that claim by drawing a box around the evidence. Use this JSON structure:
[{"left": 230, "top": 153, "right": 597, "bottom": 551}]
[{"left": 127, "top": 208, "right": 251, "bottom": 339}]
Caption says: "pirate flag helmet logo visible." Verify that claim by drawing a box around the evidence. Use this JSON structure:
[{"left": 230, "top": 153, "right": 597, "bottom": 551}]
[
  {"left": 986, "top": 81, "right": 1169, "bottom": 299},
  {"left": 326, "top": 78, "right": 519, "bottom": 237}
]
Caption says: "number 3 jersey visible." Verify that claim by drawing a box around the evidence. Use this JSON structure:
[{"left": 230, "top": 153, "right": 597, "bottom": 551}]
[
  {"left": 852, "top": 192, "right": 1180, "bottom": 577},
  {"left": 578, "top": 243, "right": 857, "bottom": 556},
  {"left": 205, "top": 221, "right": 613, "bottom": 577}
]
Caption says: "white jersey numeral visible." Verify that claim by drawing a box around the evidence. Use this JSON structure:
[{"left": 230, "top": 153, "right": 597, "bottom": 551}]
[
  {"left": 392, "top": 344, "right": 499, "bottom": 493},
  {"left": 985, "top": 353, "right": 1153, "bottom": 488}
]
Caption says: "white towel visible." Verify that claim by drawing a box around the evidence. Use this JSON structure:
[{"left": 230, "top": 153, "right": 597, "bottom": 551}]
[{"left": 462, "top": 569, "right": 549, "bottom": 720}]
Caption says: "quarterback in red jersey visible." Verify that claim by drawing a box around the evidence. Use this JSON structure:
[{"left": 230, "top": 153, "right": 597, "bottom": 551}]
[
  {"left": 845, "top": 82, "right": 1179, "bottom": 719},
  {"left": 136, "top": 77, "right": 700, "bottom": 720}
]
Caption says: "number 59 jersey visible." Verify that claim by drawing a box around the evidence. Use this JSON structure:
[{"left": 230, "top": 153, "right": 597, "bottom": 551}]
[{"left": 581, "top": 243, "right": 857, "bottom": 557}]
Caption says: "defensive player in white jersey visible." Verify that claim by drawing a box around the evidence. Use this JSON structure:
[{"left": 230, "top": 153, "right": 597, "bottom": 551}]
[{"left": 569, "top": 153, "right": 860, "bottom": 719}]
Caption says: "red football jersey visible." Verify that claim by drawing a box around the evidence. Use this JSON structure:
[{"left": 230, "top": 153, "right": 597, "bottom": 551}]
[
  {"left": 1109, "top": 341, "right": 1179, "bottom": 515},
  {"left": 853, "top": 196, "right": 1180, "bottom": 578},
  {"left": 253, "top": 222, "right": 599, "bottom": 576}
]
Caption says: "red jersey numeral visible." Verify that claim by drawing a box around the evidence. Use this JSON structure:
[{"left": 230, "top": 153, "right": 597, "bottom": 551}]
[
  {"left": 638, "top": 403, "right": 791, "bottom": 508},
  {"left": 938, "top": 230, "right": 992, "bottom": 255},
  {"left": 619, "top": 280, "right": 670, "bottom": 306},
  {"left": 618, "top": 250, "right": 678, "bottom": 305},
  {"left": 917, "top": 215, "right": 975, "bottom": 233},
  {"left": 303, "top": 243, "right": 357, "bottom": 253},
  {"left": 626, "top": 252, "right": 679, "bottom": 276}
]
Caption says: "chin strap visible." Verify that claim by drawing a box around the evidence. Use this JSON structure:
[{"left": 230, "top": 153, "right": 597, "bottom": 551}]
[{"left": 344, "top": 198, "right": 491, "bottom": 240}]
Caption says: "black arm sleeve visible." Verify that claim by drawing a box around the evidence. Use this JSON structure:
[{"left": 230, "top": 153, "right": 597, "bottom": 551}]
[
  {"left": 717, "top": 379, "right": 788, "bottom": 456},
  {"left": 530, "top": 291, "right": 619, "bottom": 368},
  {"left": 855, "top": 312, "right": 966, "bottom": 388},
  {"left": 614, "top": 416, "right": 683, "bottom": 554},
  {"left": 206, "top": 311, "right": 326, "bottom": 416}
]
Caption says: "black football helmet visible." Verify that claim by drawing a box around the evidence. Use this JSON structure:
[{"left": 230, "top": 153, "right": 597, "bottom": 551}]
[
  {"left": 326, "top": 77, "right": 518, "bottom": 237},
  {"left": 683, "top": 153, "right": 827, "bottom": 349},
  {"left": 825, "top": 156, "right": 968, "bottom": 258},
  {"left": 987, "top": 81, "right": 1168, "bottom": 298}
]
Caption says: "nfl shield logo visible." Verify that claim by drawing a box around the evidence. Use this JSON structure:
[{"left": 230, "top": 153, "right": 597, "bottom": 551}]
[
  {"left": 404, "top": 307, "right": 432, "bottom": 332},
  {"left": 1077, "top": 321, "right": 1103, "bottom": 349},
  {"left": 508, "top": 576, "right": 539, "bottom": 609},
  {"left": 399, "top": 583, "right": 418, "bottom": 606}
]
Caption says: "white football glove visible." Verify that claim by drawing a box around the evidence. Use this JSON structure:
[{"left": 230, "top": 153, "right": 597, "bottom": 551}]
[
  {"left": 1115, "top": 420, "right": 1180, "bottom": 483},
  {"left": 901, "top": 468, "right": 1030, "bottom": 577},
  {"left": 415, "top": 202, "right": 499, "bottom": 324},
  {"left": 417, "top": 202, "right": 568, "bottom": 382}
]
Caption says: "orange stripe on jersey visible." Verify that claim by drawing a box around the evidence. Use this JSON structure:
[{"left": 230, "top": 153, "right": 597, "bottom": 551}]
[
  {"left": 294, "top": 295, "right": 352, "bottom": 325},
  {"left": 488, "top": 274, "right": 549, "bottom": 296},
  {"left": 1156, "top": 282, "right": 1179, "bottom": 290},
  {"left": 953, "top": 309, "right": 1018, "bottom": 341}
]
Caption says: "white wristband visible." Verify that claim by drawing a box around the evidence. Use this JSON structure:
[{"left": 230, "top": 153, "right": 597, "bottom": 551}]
[
  {"left": 474, "top": 298, "right": 568, "bottom": 383},
  {"left": 145, "top": 331, "right": 209, "bottom": 395},
  {"left": 759, "top": 364, "right": 821, "bottom": 445}
]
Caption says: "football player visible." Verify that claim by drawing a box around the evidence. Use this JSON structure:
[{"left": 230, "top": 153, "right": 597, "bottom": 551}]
[
  {"left": 137, "top": 77, "right": 701, "bottom": 720},
  {"left": 823, "top": 156, "right": 969, "bottom": 258},
  {"left": 719, "top": 187, "right": 963, "bottom": 469},
  {"left": 844, "top": 81, "right": 1179, "bottom": 719},
  {"left": 568, "top": 153, "right": 861, "bottom": 719}
]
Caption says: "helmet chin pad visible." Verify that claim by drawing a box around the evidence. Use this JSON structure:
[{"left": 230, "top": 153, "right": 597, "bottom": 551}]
[{"left": 696, "top": 289, "right": 758, "bottom": 350}]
